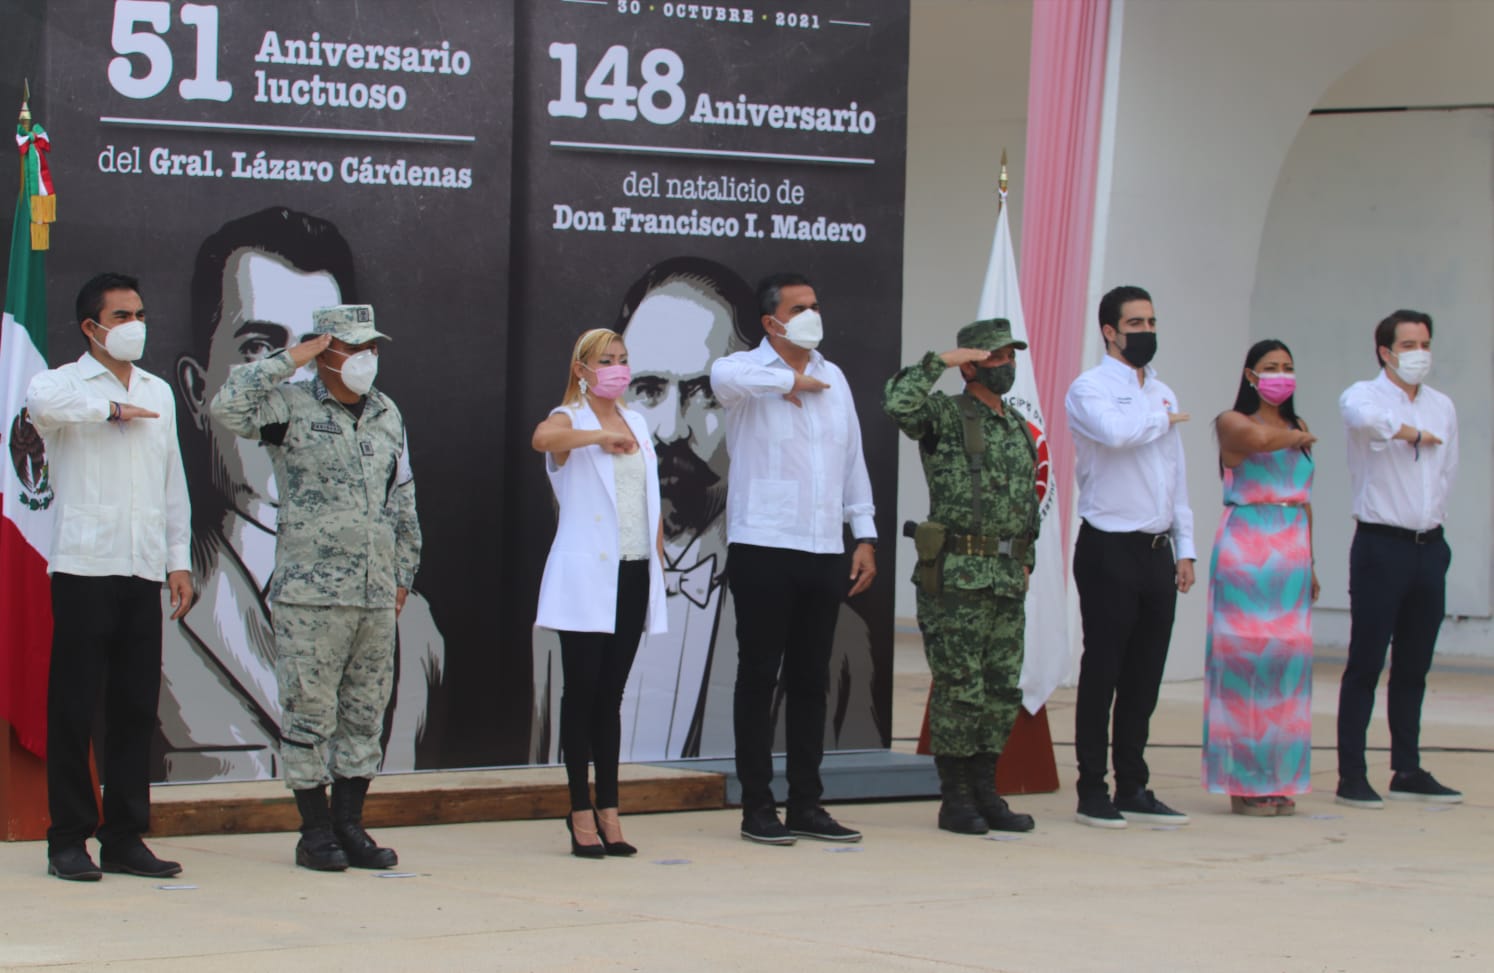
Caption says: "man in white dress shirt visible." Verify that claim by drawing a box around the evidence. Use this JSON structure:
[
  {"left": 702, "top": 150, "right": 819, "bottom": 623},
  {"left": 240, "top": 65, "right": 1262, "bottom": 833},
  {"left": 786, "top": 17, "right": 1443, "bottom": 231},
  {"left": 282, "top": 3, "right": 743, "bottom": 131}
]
[
  {"left": 1064, "top": 285, "right": 1195, "bottom": 829},
  {"left": 1335, "top": 309, "right": 1460, "bottom": 809},
  {"left": 711, "top": 272, "right": 877, "bottom": 845},
  {"left": 26, "top": 273, "right": 193, "bottom": 881}
]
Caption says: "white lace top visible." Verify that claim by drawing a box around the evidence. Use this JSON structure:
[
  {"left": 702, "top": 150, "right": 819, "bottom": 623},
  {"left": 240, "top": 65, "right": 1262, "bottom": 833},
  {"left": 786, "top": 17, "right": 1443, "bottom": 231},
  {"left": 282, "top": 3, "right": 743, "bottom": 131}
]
[{"left": 613, "top": 446, "right": 650, "bottom": 560}]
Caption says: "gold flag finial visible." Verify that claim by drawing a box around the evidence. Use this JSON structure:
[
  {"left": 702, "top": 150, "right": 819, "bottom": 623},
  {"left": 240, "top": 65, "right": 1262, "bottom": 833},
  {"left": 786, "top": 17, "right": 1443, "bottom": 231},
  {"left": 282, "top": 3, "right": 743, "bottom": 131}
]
[
  {"left": 19, "top": 78, "right": 32, "bottom": 131},
  {"left": 998, "top": 149, "right": 1009, "bottom": 196}
]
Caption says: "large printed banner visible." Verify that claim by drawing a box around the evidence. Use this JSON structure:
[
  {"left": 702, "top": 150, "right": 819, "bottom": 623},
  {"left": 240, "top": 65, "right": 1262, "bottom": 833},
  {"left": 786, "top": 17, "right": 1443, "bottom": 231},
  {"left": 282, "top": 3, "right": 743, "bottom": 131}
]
[
  {"left": 512, "top": 1, "right": 908, "bottom": 763},
  {"left": 29, "top": 0, "right": 906, "bottom": 778},
  {"left": 38, "top": 0, "right": 513, "bottom": 777}
]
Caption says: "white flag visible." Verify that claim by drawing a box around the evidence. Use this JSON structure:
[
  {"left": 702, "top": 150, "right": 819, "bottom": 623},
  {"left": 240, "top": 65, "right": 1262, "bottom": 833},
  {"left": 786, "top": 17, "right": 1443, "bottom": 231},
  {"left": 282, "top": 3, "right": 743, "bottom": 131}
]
[{"left": 977, "top": 197, "right": 1070, "bottom": 714}]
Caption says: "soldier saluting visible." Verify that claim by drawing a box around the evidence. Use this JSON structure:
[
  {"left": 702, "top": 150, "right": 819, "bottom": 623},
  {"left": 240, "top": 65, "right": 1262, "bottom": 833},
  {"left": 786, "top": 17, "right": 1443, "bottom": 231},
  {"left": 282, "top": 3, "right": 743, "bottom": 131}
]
[
  {"left": 211, "top": 305, "right": 420, "bottom": 871},
  {"left": 883, "top": 319, "right": 1039, "bottom": 835}
]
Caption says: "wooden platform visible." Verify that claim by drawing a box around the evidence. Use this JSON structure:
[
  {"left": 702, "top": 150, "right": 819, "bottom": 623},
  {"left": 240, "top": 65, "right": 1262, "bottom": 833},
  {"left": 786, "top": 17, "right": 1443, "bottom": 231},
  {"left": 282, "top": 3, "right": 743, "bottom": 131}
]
[{"left": 146, "top": 764, "right": 726, "bottom": 838}]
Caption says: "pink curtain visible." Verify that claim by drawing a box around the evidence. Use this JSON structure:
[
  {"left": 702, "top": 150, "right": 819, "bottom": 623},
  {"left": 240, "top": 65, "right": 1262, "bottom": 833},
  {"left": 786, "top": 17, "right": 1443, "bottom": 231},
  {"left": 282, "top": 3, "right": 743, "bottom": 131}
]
[{"left": 1020, "top": 0, "right": 1111, "bottom": 549}]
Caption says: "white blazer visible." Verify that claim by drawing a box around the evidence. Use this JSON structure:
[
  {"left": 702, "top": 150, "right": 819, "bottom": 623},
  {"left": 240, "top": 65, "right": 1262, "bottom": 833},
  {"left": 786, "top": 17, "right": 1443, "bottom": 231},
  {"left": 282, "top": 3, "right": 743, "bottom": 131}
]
[{"left": 534, "top": 402, "right": 668, "bottom": 634}]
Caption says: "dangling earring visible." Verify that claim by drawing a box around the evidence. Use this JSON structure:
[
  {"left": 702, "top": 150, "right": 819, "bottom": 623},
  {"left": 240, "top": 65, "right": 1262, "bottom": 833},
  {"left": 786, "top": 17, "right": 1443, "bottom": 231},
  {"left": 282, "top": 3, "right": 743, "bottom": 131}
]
[{"left": 579, "top": 376, "right": 590, "bottom": 397}]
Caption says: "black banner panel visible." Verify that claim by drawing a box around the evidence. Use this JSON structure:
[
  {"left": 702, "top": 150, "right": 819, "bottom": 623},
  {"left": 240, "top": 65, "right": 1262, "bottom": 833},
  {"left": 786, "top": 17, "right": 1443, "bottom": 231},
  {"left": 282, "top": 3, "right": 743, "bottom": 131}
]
[
  {"left": 511, "top": 1, "right": 908, "bottom": 765},
  {"left": 35, "top": 0, "right": 905, "bottom": 777}
]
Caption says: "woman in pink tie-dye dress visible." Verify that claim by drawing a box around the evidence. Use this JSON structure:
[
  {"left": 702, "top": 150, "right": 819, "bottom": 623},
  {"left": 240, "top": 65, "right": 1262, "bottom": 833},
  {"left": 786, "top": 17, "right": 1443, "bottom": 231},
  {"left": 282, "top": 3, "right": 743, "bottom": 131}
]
[{"left": 1205, "top": 340, "right": 1320, "bottom": 816}]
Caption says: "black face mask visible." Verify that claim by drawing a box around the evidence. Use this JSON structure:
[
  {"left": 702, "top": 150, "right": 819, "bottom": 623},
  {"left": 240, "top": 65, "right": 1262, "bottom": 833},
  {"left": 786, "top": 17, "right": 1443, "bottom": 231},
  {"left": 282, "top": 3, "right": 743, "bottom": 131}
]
[
  {"left": 1116, "top": 330, "right": 1157, "bottom": 368},
  {"left": 974, "top": 362, "right": 1016, "bottom": 396}
]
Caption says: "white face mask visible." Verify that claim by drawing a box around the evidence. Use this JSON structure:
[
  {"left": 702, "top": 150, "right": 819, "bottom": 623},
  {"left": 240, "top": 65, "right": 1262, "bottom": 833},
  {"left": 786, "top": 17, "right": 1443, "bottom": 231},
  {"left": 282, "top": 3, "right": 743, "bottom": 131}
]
[
  {"left": 92, "top": 320, "right": 147, "bottom": 362},
  {"left": 774, "top": 308, "right": 823, "bottom": 350},
  {"left": 327, "top": 348, "right": 379, "bottom": 395},
  {"left": 1391, "top": 349, "right": 1431, "bottom": 386}
]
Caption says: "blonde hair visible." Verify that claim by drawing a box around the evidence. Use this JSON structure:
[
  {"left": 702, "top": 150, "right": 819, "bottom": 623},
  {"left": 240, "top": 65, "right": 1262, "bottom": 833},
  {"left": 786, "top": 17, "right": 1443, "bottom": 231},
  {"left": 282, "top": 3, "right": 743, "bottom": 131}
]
[{"left": 559, "top": 328, "right": 625, "bottom": 407}]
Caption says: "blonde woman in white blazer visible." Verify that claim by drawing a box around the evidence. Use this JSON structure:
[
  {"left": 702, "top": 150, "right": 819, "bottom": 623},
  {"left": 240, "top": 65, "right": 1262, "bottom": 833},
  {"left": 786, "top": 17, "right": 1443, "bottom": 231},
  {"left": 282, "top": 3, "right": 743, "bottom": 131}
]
[{"left": 533, "top": 329, "right": 667, "bottom": 858}]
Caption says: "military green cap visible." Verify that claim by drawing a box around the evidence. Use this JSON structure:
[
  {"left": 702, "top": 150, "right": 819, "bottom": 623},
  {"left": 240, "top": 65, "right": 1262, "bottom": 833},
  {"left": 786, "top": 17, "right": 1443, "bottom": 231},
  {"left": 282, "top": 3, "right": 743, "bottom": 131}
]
[
  {"left": 310, "top": 304, "right": 389, "bottom": 344},
  {"left": 957, "top": 317, "right": 1027, "bottom": 352}
]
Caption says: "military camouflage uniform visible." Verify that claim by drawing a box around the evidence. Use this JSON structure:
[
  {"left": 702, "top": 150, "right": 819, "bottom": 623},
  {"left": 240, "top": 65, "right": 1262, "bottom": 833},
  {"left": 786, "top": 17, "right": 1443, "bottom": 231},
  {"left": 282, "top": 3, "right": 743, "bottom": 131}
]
[
  {"left": 210, "top": 313, "right": 420, "bottom": 791},
  {"left": 883, "top": 350, "right": 1037, "bottom": 757}
]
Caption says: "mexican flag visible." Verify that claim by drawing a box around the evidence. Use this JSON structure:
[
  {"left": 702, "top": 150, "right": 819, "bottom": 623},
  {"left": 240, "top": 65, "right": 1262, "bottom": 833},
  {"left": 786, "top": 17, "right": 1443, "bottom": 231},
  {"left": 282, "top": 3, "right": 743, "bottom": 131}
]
[{"left": 0, "top": 116, "right": 57, "bottom": 758}]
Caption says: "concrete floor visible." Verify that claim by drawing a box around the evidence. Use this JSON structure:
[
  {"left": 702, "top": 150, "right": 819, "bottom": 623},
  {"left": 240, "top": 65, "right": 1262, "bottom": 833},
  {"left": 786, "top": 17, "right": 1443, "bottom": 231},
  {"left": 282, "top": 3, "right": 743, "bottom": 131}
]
[{"left": 2, "top": 638, "right": 1491, "bottom": 972}]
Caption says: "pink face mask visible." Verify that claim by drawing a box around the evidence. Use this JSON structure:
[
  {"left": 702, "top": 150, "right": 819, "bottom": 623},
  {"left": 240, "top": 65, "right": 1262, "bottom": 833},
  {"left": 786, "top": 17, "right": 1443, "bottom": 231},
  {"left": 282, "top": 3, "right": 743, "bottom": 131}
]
[
  {"left": 1255, "top": 373, "right": 1296, "bottom": 405},
  {"left": 585, "top": 363, "right": 632, "bottom": 399}
]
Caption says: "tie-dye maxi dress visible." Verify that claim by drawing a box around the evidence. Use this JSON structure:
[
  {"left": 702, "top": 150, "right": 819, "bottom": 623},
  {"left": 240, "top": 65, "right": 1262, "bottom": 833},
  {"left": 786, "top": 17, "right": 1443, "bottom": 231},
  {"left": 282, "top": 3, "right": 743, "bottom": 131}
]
[{"left": 1203, "top": 444, "right": 1314, "bottom": 796}]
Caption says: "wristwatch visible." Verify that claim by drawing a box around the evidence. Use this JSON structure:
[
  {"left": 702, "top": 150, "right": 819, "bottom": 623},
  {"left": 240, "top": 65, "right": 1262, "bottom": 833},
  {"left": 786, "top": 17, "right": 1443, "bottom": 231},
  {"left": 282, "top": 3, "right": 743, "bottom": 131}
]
[{"left": 855, "top": 537, "right": 877, "bottom": 549}]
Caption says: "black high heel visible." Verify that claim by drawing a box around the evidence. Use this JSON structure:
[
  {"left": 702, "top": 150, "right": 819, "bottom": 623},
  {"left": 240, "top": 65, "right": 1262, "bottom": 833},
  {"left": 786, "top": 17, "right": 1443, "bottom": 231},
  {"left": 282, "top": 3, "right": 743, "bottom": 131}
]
[
  {"left": 566, "top": 814, "right": 606, "bottom": 859},
  {"left": 594, "top": 809, "right": 637, "bottom": 857}
]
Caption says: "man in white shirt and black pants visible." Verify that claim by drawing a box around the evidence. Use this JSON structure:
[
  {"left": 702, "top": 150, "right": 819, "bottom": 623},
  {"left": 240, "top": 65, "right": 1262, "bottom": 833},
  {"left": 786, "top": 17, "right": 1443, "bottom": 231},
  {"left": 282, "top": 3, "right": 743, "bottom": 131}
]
[
  {"left": 26, "top": 273, "right": 193, "bottom": 881},
  {"left": 711, "top": 272, "right": 877, "bottom": 845},
  {"left": 1064, "top": 285, "right": 1195, "bottom": 829},
  {"left": 1336, "top": 309, "right": 1461, "bottom": 808}
]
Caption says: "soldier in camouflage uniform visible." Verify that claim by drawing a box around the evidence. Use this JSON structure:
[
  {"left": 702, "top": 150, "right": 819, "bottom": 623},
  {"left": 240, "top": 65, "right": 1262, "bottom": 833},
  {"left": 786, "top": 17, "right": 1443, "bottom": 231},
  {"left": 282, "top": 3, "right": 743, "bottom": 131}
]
[
  {"left": 883, "top": 319, "right": 1039, "bottom": 835},
  {"left": 211, "top": 304, "right": 420, "bottom": 871}
]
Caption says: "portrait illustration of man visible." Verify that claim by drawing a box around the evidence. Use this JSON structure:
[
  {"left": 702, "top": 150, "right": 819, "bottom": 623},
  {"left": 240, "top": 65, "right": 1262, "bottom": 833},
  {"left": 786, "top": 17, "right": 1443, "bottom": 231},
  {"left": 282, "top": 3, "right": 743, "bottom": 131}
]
[
  {"left": 158, "top": 206, "right": 445, "bottom": 782},
  {"left": 531, "top": 256, "right": 883, "bottom": 763}
]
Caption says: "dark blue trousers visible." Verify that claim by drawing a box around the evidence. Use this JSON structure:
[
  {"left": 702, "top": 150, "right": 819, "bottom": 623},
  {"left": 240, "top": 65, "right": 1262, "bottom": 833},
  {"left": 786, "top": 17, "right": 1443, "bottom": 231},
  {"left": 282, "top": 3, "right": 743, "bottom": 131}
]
[{"left": 1336, "top": 524, "right": 1451, "bottom": 780}]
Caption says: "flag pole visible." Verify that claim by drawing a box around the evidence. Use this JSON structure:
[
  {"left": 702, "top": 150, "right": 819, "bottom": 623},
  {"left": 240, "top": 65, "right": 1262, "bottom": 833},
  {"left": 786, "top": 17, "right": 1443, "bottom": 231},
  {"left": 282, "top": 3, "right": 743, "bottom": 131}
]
[{"left": 996, "top": 148, "right": 1009, "bottom": 216}]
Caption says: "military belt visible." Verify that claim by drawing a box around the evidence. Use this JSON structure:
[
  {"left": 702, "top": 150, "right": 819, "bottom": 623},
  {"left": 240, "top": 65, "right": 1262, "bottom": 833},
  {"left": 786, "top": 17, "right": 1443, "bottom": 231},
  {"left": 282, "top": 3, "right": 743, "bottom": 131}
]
[{"left": 944, "top": 532, "right": 1032, "bottom": 560}]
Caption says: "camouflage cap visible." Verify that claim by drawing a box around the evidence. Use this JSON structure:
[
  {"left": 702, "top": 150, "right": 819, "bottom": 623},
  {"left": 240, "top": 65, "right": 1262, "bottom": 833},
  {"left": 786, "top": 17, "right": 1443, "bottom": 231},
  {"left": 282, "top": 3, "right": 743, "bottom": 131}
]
[
  {"left": 957, "top": 317, "right": 1027, "bottom": 352},
  {"left": 310, "top": 305, "right": 390, "bottom": 344}
]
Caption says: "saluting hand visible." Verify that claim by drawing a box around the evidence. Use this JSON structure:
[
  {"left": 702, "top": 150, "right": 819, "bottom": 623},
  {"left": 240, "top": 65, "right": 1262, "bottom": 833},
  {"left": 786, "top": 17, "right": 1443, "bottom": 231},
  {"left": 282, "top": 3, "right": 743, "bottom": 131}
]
[
  {"left": 113, "top": 403, "right": 160, "bottom": 422},
  {"left": 288, "top": 333, "right": 334, "bottom": 368},
  {"left": 595, "top": 430, "right": 638, "bottom": 454},
  {"left": 784, "top": 370, "right": 830, "bottom": 408},
  {"left": 940, "top": 348, "right": 991, "bottom": 368}
]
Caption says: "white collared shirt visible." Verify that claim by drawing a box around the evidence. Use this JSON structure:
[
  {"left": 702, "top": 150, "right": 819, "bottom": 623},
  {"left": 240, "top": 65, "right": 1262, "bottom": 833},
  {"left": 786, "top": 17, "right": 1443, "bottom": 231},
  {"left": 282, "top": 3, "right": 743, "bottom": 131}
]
[
  {"left": 1339, "top": 370, "right": 1458, "bottom": 531},
  {"left": 1064, "top": 354, "right": 1196, "bottom": 559},
  {"left": 710, "top": 339, "right": 876, "bottom": 553},
  {"left": 26, "top": 352, "right": 190, "bottom": 580}
]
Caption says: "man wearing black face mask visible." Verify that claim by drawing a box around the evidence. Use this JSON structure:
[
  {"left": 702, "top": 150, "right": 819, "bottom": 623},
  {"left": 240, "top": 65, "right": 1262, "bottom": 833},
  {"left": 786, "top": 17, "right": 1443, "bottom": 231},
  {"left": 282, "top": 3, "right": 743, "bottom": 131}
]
[
  {"left": 883, "top": 318, "right": 1040, "bottom": 835},
  {"left": 1064, "top": 285, "right": 1195, "bottom": 829}
]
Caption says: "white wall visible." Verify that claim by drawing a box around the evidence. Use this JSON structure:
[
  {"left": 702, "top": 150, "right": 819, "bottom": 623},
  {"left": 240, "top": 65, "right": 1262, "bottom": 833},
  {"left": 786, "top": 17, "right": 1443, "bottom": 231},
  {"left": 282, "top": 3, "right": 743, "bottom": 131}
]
[
  {"left": 896, "top": 0, "right": 1032, "bottom": 619},
  {"left": 1095, "top": 0, "right": 1433, "bottom": 679},
  {"left": 1254, "top": 5, "right": 1494, "bottom": 657}
]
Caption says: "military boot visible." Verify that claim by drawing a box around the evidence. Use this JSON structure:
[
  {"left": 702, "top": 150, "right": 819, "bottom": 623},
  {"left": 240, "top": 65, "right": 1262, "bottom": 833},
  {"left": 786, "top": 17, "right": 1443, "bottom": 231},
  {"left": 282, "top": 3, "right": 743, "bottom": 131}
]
[
  {"left": 934, "top": 755, "right": 989, "bottom": 834},
  {"left": 331, "top": 777, "right": 398, "bottom": 869},
  {"left": 293, "top": 786, "right": 349, "bottom": 871},
  {"left": 970, "top": 753, "right": 1035, "bottom": 832}
]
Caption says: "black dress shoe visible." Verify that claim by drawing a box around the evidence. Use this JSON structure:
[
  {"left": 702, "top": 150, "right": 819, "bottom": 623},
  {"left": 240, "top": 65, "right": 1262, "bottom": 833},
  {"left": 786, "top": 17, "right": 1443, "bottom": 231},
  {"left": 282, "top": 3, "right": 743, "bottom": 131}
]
[
  {"left": 594, "top": 811, "right": 638, "bottom": 857},
  {"left": 47, "top": 846, "right": 103, "bottom": 882},
  {"left": 566, "top": 815, "right": 607, "bottom": 858},
  {"left": 100, "top": 841, "right": 182, "bottom": 878}
]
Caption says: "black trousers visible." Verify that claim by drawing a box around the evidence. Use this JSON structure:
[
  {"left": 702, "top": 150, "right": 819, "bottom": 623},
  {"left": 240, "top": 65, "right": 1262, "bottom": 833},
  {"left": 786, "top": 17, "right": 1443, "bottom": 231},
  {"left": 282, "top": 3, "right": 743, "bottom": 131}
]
[
  {"left": 558, "top": 560, "right": 650, "bottom": 812},
  {"left": 46, "top": 573, "right": 163, "bottom": 854},
  {"left": 1072, "top": 522, "right": 1178, "bottom": 799},
  {"left": 728, "top": 543, "right": 844, "bottom": 814},
  {"left": 1337, "top": 524, "right": 1451, "bottom": 780}
]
